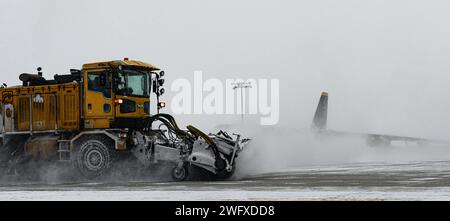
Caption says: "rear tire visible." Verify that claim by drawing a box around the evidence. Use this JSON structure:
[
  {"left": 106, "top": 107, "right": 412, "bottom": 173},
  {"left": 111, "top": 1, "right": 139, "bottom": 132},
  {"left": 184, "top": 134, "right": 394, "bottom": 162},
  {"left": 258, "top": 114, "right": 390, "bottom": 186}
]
[{"left": 73, "top": 136, "right": 114, "bottom": 179}]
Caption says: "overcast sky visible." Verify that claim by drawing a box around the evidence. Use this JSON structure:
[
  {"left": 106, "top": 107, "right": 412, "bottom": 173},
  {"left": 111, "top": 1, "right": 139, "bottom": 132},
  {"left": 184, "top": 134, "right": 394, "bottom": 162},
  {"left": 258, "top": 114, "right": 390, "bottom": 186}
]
[{"left": 1, "top": 0, "right": 450, "bottom": 139}]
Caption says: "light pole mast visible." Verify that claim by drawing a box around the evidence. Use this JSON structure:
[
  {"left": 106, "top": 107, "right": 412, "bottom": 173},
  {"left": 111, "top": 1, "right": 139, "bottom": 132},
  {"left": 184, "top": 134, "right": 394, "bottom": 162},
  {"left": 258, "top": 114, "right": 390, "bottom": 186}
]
[{"left": 232, "top": 81, "right": 252, "bottom": 123}]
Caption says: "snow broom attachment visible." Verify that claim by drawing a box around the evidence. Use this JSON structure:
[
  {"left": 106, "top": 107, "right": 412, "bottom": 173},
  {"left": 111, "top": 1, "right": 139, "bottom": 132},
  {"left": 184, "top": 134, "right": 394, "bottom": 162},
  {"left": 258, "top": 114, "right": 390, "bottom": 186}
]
[
  {"left": 137, "top": 113, "right": 248, "bottom": 180},
  {"left": 186, "top": 125, "right": 227, "bottom": 171}
]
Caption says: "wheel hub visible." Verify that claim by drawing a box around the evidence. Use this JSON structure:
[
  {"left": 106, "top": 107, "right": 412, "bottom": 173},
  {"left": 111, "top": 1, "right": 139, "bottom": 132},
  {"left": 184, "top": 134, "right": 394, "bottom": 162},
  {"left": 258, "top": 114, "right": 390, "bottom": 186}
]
[
  {"left": 173, "top": 167, "right": 186, "bottom": 179},
  {"left": 85, "top": 149, "right": 104, "bottom": 170}
]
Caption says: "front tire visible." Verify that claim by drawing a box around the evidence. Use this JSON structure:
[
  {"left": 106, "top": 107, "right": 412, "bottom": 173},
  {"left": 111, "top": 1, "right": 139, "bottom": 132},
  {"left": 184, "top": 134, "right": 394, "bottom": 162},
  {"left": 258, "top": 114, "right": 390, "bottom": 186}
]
[
  {"left": 172, "top": 165, "right": 188, "bottom": 181},
  {"left": 73, "top": 136, "right": 113, "bottom": 179}
]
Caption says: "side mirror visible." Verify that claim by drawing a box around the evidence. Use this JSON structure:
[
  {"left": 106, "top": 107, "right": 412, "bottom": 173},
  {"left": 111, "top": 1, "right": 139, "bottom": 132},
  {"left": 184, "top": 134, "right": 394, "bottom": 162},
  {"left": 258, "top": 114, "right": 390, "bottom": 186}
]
[
  {"left": 152, "top": 81, "right": 157, "bottom": 93},
  {"left": 159, "top": 88, "right": 165, "bottom": 96},
  {"left": 159, "top": 71, "right": 165, "bottom": 77}
]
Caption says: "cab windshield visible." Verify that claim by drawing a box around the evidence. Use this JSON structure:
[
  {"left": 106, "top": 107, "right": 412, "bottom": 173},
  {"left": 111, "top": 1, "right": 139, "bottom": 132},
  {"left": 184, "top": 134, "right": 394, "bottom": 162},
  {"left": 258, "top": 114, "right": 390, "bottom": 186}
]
[{"left": 115, "top": 69, "right": 149, "bottom": 97}]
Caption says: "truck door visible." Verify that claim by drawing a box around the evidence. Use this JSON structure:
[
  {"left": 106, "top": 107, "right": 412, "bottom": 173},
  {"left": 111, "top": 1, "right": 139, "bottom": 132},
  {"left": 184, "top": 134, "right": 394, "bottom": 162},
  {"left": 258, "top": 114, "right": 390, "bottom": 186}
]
[{"left": 83, "top": 69, "right": 113, "bottom": 129}]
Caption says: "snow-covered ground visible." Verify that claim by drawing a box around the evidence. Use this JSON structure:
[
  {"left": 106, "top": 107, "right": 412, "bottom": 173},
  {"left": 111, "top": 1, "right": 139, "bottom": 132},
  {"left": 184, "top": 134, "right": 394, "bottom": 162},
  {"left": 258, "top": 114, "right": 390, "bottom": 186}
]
[
  {"left": 2, "top": 126, "right": 450, "bottom": 201},
  {"left": 2, "top": 160, "right": 450, "bottom": 201},
  {"left": 2, "top": 188, "right": 450, "bottom": 201}
]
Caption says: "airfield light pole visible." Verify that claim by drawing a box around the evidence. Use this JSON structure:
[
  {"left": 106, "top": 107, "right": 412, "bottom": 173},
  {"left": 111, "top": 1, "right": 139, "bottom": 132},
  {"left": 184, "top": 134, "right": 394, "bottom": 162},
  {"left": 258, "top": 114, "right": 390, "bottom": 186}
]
[{"left": 232, "top": 81, "right": 252, "bottom": 123}]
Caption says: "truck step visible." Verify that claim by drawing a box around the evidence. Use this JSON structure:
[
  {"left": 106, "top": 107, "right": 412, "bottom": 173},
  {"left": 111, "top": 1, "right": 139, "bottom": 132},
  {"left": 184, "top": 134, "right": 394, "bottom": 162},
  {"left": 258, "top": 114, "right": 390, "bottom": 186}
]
[{"left": 57, "top": 140, "right": 71, "bottom": 161}]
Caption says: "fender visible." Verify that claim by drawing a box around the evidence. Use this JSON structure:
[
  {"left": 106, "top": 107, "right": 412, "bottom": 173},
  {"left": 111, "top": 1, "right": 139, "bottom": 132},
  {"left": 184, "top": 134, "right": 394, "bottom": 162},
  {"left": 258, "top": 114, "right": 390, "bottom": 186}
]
[{"left": 70, "top": 130, "right": 126, "bottom": 150}]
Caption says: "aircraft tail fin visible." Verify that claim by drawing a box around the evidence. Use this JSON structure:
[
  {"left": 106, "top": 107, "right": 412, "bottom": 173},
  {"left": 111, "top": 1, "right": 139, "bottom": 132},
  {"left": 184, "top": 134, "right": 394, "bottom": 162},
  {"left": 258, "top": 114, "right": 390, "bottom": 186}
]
[{"left": 312, "top": 92, "right": 328, "bottom": 130}]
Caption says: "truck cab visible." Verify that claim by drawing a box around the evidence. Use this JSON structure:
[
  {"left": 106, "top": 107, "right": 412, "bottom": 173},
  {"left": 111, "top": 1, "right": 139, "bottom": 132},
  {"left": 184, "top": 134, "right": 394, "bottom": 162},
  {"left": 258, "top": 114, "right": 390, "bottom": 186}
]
[{"left": 81, "top": 58, "right": 165, "bottom": 129}]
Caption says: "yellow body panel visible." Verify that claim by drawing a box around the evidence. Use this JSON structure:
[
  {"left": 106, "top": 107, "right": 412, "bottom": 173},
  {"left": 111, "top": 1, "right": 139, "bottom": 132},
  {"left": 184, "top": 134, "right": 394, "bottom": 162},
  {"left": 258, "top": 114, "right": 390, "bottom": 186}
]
[
  {"left": 115, "top": 95, "right": 150, "bottom": 119},
  {"left": 0, "top": 83, "right": 80, "bottom": 132}
]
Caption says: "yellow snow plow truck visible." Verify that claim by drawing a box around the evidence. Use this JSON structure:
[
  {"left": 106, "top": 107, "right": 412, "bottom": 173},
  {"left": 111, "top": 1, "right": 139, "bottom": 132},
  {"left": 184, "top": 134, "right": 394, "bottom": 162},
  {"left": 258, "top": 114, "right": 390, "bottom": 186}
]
[{"left": 0, "top": 58, "right": 249, "bottom": 181}]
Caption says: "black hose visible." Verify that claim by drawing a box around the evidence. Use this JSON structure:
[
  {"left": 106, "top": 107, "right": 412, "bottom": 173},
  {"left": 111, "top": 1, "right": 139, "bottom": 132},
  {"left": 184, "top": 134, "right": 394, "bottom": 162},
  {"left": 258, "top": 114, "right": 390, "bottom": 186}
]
[{"left": 140, "top": 114, "right": 195, "bottom": 144}]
